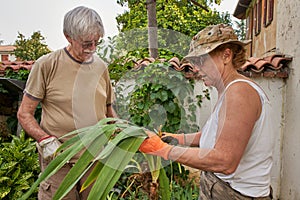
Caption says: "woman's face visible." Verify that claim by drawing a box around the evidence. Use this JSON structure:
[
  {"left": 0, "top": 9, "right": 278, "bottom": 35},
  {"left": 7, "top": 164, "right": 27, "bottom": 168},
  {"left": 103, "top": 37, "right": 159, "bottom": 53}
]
[{"left": 194, "top": 53, "right": 224, "bottom": 87}]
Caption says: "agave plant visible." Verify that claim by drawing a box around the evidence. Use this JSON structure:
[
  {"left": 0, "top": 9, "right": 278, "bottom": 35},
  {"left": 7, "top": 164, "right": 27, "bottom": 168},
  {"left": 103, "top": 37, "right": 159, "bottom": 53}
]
[{"left": 19, "top": 118, "right": 164, "bottom": 200}]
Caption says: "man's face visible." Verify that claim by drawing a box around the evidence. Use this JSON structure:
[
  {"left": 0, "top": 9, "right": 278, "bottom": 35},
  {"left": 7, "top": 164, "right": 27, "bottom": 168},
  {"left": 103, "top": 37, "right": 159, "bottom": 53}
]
[{"left": 69, "top": 34, "right": 101, "bottom": 62}]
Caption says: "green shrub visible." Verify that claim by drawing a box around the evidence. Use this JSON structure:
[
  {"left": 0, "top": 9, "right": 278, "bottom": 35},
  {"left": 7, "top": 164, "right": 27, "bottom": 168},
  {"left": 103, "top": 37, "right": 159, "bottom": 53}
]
[
  {"left": 115, "top": 62, "right": 201, "bottom": 133},
  {"left": 0, "top": 131, "right": 40, "bottom": 199},
  {"left": 112, "top": 62, "right": 204, "bottom": 199}
]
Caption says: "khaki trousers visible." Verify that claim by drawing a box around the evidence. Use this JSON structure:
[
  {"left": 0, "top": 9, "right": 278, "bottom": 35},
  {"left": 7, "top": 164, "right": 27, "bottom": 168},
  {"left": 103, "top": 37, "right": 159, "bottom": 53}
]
[
  {"left": 199, "top": 171, "right": 273, "bottom": 200},
  {"left": 38, "top": 155, "right": 95, "bottom": 200}
]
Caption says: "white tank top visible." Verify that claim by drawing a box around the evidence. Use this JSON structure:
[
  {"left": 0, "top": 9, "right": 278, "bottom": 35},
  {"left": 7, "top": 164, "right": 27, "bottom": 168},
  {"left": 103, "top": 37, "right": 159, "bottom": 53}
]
[{"left": 200, "top": 79, "right": 273, "bottom": 197}]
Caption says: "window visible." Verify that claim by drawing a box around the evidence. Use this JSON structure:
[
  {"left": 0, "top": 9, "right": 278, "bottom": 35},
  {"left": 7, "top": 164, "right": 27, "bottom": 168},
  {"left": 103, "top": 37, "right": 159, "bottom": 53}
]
[
  {"left": 1, "top": 54, "right": 9, "bottom": 61},
  {"left": 254, "top": 0, "right": 262, "bottom": 35},
  {"left": 264, "top": 0, "right": 274, "bottom": 27},
  {"left": 246, "top": 16, "right": 251, "bottom": 39}
]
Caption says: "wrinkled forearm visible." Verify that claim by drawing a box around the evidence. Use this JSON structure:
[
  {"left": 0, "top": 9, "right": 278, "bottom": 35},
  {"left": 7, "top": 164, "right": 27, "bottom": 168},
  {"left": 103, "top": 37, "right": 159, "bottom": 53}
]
[
  {"left": 17, "top": 109, "right": 48, "bottom": 141},
  {"left": 168, "top": 146, "right": 236, "bottom": 174},
  {"left": 184, "top": 132, "right": 201, "bottom": 147}
]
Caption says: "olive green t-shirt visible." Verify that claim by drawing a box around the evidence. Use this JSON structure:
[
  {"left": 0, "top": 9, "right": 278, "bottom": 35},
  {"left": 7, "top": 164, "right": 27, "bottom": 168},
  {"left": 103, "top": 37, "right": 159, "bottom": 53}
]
[{"left": 25, "top": 48, "right": 114, "bottom": 142}]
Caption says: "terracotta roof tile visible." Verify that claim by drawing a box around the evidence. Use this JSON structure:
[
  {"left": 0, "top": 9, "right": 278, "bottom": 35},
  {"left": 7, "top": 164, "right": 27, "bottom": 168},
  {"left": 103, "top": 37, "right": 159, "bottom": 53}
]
[
  {"left": 0, "top": 54, "right": 292, "bottom": 79},
  {"left": 238, "top": 54, "right": 292, "bottom": 78},
  {"left": 0, "top": 45, "right": 16, "bottom": 52},
  {"left": 133, "top": 54, "right": 292, "bottom": 79},
  {"left": 133, "top": 57, "right": 198, "bottom": 79},
  {"left": 0, "top": 61, "right": 35, "bottom": 77}
]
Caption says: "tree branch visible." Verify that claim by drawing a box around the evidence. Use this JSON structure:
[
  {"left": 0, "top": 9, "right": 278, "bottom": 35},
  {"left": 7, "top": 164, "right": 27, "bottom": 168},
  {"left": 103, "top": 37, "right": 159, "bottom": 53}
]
[{"left": 190, "top": 0, "right": 209, "bottom": 12}]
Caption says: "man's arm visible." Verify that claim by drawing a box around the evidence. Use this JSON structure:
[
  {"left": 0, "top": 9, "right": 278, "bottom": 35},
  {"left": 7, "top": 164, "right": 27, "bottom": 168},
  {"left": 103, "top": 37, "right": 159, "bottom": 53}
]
[
  {"left": 17, "top": 94, "right": 49, "bottom": 141},
  {"left": 106, "top": 104, "right": 118, "bottom": 118}
]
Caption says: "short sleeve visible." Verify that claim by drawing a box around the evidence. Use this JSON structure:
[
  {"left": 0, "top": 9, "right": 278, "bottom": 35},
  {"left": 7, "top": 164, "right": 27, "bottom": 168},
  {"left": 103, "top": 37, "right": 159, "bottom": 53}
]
[
  {"left": 24, "top": 57, "right": 47, "bottom": 99},
  {"left": 105, "top": 68, "right": 114, "bottom": 105}
]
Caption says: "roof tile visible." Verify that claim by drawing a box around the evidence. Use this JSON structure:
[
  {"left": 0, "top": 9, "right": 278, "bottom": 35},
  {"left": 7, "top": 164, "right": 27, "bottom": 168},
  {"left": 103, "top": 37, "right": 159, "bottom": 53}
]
[
  {"left": 0, "top": 61, "right": 35, "bottom": 77},
  {"left": 238, "top": 54, "right": 292, "bottom": 78},
  {"left": 0, "top": 54, "right": 292, "bottom": 79},
  {"left": 133, "top": 54, "right": 292, "bottom": 79},
  {"left": 0, "top": 45, "right": 16, "bottom": 52}
]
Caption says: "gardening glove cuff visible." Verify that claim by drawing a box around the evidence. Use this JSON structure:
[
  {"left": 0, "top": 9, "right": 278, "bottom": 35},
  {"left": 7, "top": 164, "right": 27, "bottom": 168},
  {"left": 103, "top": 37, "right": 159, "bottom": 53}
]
[
  {"left": 37, "top": 135, "right": 61, "bottom": 161},
  {"left": 139, "top": 131, "right": 173, "bottom": 160},
  {"left": 161, "top": 132, "right": 185, "bottom": 145}
]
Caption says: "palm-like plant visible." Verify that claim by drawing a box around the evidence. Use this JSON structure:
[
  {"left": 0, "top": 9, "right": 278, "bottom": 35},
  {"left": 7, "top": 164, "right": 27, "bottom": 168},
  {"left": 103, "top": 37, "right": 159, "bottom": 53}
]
[{"left": 19, "top": 118, "right": 152, "bottom": 200}]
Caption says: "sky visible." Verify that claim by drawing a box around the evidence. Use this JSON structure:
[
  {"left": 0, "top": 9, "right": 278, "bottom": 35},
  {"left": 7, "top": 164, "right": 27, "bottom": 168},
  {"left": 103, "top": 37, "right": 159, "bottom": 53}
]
[{"left": 0, "top": 0, "right": 239, "bottom": 50}]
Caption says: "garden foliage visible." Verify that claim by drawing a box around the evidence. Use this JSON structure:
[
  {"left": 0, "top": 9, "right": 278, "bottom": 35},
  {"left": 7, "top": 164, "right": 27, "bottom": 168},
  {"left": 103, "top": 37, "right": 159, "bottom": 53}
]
[{"left": 0, "top": 131, "right": 39, "bottom": 199}]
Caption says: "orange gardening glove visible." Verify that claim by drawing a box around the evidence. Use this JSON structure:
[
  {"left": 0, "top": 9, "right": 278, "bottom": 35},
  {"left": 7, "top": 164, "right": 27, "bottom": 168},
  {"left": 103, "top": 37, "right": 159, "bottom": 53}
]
[
  {"left": 139, "top": 131, "right": 173, "bottom": 160},
  {"left": 161, "top": 132, "right": 185, "bottom": 145}
]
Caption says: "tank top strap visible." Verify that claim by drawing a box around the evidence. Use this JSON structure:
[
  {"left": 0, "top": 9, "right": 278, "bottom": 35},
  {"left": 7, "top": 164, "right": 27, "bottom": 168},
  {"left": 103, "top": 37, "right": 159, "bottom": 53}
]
[{"left": 224, "top": 79, "right": 269, "bottom": 103}]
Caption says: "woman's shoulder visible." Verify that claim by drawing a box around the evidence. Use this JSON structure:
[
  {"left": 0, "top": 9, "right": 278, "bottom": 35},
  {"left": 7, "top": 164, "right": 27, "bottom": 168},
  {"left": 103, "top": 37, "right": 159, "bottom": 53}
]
[
  {"left": 227, "top": 78, "right": 268, "bottom": 101},
  {"left": 224, "top": 79, "right": 262, "bottom": 108}
]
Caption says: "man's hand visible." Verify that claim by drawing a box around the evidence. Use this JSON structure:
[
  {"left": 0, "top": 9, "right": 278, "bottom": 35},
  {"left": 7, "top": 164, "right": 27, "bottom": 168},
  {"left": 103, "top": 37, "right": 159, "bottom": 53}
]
[
  {"left": 37, "top": 136, "right": 61, "bottom": 161},
  {"left": 139, "top": 131, "right": 173, "bottom": 160},
  {"left": 161, "top": 132, "right": 185, "bottom": 145}
]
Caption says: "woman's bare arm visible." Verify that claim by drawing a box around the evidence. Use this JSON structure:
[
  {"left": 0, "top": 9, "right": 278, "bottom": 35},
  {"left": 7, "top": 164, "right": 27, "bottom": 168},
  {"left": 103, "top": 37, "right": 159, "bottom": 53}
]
[{"left": 168, "top": 82, "right": 262, "bottom": 174}]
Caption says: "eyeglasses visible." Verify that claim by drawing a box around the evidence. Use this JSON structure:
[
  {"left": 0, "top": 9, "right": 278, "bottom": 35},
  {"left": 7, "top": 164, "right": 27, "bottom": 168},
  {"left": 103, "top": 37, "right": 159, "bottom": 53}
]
[
  {"left": 184, "top": 54, "right": 208, "bottom": 67},
  {"left": 80, "top": 39, "right": 102, "bottom": 49}
]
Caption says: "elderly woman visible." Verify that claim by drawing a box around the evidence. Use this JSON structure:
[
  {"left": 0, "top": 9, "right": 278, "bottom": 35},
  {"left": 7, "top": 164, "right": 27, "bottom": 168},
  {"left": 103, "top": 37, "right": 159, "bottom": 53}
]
[{"left": 139, "top": 24, "right": 274, "bottom": 199}]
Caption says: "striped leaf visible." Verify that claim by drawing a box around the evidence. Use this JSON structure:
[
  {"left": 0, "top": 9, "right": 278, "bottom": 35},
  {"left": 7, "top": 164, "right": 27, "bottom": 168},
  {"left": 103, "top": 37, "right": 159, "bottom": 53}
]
[
  {"left": 53, "top": 124, "right": 116, "bottom": 200},
  {"left": 87, "top": 136, "right": 145, "bottom": 200},
  {"left": 80, "top": 161, "right": 104, "bottom": 192},
  {"left": 94, "top": 126, "right": 146, "bottom": 160},
  {"left": 19, "top": 118, "right": 147, "bottom": 200}
]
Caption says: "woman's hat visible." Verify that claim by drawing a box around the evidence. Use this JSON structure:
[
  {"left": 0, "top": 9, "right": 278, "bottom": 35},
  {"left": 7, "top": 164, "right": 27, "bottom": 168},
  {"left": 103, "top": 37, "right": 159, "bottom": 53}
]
[{"left": 184, "top": 24, "right": 251, "bottom": 58}]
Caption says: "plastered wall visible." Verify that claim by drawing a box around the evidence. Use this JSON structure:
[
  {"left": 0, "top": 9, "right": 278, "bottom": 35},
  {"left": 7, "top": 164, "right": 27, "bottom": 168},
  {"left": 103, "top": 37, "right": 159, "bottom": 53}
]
[{"left": 277, "top": 0, "right": 300, "bottom": 199}]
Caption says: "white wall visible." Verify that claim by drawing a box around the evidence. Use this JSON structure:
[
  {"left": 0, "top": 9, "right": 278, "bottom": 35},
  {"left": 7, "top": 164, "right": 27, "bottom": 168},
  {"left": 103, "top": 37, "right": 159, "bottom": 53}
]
[
  {"left": 255, "top": 78, "right": 285, "bottom": 200},
  {"left": 9, "top": 54, "right": 16, "bottom": 61},
  {"left": 277, "top": 0, "right": 300, "bottom": 199}
]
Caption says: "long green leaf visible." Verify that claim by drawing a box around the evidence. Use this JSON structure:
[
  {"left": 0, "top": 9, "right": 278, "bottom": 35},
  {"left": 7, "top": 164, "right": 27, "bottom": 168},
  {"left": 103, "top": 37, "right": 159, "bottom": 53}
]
[
  {"left": 158, "top": 168, "right": 171, "bottom": 200},
  {"left": 58, "top": 116, "right": 117, "bottom": 141},
  {"left": 97, "top": 117, "right": 136, "bottom": 126},
  {"left": 87, "top": 136, "right": 145, "bottom": 200},
  {"left": 57, "top": 123, "right": 101, "bottom": 152},
  {"left": 97, "top": 117, "right": 118, "bottom": 125},
  {"left": 144, "top": 154, "right": 161, "bottom": 183},
  {"left": 59, "top": 126, "right": 92, "bottom": 139},
  {"left": 53, "top": 124, "right": 116, "bottom": 200},
  {"left": 79, "top": 123, "right": 142, "bottom": 192},
  {"left": 94, "top": 126, "right": 146, "bottom": 160},
  {"left": 56, "top": 134, "right": 81, "bottom": 152},
  {"left": 20, "top": 122, "right": 108, "bottom": 200},
  {"left": 80, "top": 161, "right": 104, "bottom": 192},
  {"left": 100, "top": 137, "right": 145, "bottom": 200},
  {"left": 19, "top": 118, "right": 146, "bottom": 200},
  {"left": 18, "top": 139, "right": 83, "bottom": 200}
]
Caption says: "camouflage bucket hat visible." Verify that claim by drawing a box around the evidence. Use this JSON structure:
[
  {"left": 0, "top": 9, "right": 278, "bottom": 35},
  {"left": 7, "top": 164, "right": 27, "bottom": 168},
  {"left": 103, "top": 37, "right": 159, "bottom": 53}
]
[{"left": 185, "top": 24, "right": 251, "bottom": 58}]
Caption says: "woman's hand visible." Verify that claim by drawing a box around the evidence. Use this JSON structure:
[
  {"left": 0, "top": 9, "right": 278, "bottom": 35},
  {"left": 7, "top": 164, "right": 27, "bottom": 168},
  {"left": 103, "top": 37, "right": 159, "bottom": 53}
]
[
  {"left": 161, "top": 132, "right": 185, "bottom": 145},
  {"left": 139, "top": 131, "right": 173, "bottom": 160}
]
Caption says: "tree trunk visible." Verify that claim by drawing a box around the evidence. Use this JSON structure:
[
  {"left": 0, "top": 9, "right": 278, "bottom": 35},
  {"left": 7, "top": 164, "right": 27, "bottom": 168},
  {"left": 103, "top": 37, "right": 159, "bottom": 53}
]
[{"left": 146, "top": 0, "right": 158, "bottom": 59}]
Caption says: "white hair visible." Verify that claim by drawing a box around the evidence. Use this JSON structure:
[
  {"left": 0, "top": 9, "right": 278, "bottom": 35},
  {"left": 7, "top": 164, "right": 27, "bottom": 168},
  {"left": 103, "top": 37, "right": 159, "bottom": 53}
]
[{"left": 63, "top": 6, "right": 104, "bottom": 40}]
